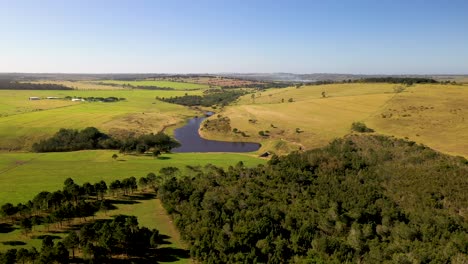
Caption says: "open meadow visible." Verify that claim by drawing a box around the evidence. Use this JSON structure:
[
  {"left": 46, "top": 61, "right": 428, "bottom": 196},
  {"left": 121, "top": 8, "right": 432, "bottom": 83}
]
[
  {"left": 201, "top": 83, "right": 468, "bottom": 157},
  {"left": 0, "top": 89, "right": 203, "bottom": 150},
  {"left": 0, "top": 151, "right": 265, "bottom": 205}
]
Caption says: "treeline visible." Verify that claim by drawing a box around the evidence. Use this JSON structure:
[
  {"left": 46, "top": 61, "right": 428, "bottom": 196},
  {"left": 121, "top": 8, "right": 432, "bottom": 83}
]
[
  {"left": 0, "top": 80, "right": 73, "bottom": 90},
  {"left": 31, "top": 127, "right": 180, "bottom": 153},
  {"left": 358, "top": 77, "right": 438, "bottom": 84},
  {"left": 0, "top": 178, "right": 109, "bottom": 231},
  {"left": 159, "top": 134, "right": 468, "bottom": 263},
  {"left": 159, "top": 90, "right": 246, "bottom": 107}
]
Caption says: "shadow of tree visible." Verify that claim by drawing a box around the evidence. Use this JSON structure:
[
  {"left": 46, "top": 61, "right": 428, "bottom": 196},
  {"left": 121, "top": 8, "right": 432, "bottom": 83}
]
[
  {"left": 1, "top": 241, "right": 26, "bottom": 246},
  {"left": 0, "top": 223, "right": 16, "bottom": 233}
]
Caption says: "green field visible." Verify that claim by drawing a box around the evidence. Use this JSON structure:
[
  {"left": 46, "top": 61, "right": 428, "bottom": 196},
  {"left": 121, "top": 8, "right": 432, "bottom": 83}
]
[
  {"left": 96, "top": 80, "right": 210, "bottom": 90},
  {"left": 201, "top": 83, "right": 468, "bottom": 157},
  {"left": 0, "top": 89, "right": 203, "bottom": 150},
  {"left": 0, "top": 150, "right": 265, "bottom": 205}
]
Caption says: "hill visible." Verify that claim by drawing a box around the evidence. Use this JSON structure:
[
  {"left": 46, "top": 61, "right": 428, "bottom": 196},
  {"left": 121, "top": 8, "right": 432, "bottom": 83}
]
[
  {"left": 160, "top": 134, "right": 468, "bottom": 263},
  {"left": 200, "top": 83, "right": 468, "bottom": 157}
]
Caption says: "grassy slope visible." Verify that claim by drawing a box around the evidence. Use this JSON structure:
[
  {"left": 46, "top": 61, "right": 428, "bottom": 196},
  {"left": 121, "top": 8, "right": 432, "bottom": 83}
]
[
  {"left": 366, "top": 84, "right": 468, "bottom": 157},
  {"left": 97, "top": 80, "right": 209, "bottom": 90},
  {"left": 0, "top": 89, "right": 203, "bottom": 150},
  {"left": 201, "top": 83, "right": 468, "bottom": 157},
  {"left": 0, "top": 151, "right": 265, "bottom": 205},
  {"left": 201, "top": 83, "right": 396, "bottom": 154}
]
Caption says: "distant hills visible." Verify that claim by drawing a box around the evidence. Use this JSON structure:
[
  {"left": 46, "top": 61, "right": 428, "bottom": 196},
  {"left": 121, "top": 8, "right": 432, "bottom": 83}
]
[{"left": 0, "top": 72, "right": 467, "bottom": 83}]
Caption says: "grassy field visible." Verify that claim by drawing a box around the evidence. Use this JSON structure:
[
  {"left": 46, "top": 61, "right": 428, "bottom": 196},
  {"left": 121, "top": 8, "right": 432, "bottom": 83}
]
[
  {"left": 201, "top": 83, "right": 468, "bottom": 157},
  {"left": 96, "top": 80, "right": 210, "bottom": 90},
  {"left": 0, "top": 89, "right": 203, "bottom": 150},
  {"left": 0, "top": 150, "right": 265, "bottom": 205}
]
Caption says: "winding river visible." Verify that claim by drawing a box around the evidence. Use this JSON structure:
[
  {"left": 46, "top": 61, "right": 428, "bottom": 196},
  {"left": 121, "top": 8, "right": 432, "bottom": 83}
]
[{"left": 173, "top": 114, "right": 261, "bottom": 153}]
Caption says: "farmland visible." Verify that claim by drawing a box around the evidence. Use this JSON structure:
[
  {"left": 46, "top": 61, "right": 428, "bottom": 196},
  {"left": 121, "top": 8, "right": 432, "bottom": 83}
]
[{"left": 0, "top": 89, "right": 202, "bottom": 150}]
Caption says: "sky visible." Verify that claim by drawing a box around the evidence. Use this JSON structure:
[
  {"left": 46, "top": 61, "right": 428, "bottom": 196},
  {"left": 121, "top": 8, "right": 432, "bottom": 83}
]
[{"left": 0, "top": 0, "right": 467, "bottom": 74}]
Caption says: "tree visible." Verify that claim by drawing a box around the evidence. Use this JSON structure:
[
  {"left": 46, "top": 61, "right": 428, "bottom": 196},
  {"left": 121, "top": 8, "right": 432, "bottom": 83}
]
[
  {"left": 2, "top": 249, "right": 17, "bottom": 264},
  {"left": 54, "top": 242, "right": 69, "bottom": 264},
  {"left": 112, "top": 153, "right": 118, "bottom": 160},
  {"left": 321, "top": 91, "right": 326, "bottom": 98},
  {"left": 16, "top": 248, "right": 29, "bottom": 264},
  {"left": 63, "top": 231, "right": 79, "bottom": 260},
  {"left": 150, "top": 229, "right": 161, "bottom": 248},
  {"left": 153, "top": 149, "right": 161, "bottom": 158},
  {"left": 20, "top": 217, "right": 33, "bottom": 235},
  {"left": 288, "top": 98, "right": 294, "bottom": 102}
]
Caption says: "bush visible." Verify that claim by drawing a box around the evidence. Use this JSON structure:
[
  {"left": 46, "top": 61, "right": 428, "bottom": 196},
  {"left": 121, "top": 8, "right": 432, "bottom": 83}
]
[{"left": 351, "top": 122, "right": 374, "bottom": 133}]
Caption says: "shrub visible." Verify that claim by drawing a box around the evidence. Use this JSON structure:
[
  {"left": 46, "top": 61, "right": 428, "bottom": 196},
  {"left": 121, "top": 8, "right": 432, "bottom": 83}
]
[{"left": 351, "top": 122, "right": 374, "bottom": 133}]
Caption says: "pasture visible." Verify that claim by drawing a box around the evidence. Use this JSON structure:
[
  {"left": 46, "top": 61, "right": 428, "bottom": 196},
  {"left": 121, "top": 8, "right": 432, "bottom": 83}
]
[
  {"left": 201, "top": 83, "right": 468, "bottom": 157},
  {"left": 0, "top": 89, "right": 202, "bottom": 150},
  {"left": 0, "top": 150, "right": 265, "bottom": 205}
]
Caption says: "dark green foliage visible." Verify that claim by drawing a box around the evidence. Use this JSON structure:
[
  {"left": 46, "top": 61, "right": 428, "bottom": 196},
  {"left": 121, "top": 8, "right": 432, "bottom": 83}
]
[
  {"left": 159, "top": 135, "right": 468, "bottom": 263},
  {"left": 351, "top": 122, "right": 374, "bottom": 133},
  {"left": 75, "top": 215, "right": 161, "bottom": 261},
  {"left": 32, "top": 127, "right": 180, "bottom": 153},
  {"left": 160, "top": 90, "right": 246, "bottom": 107},
  {"left": 358, "top": 77, "right": 437, "bottom": 84},
  {"left": 0, "top": 80, "right": 72, "bottom": 90}
]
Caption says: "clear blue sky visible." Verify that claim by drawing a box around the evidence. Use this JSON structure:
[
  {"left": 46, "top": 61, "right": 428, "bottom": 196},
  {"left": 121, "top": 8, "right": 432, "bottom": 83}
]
[{"left": 1, "top": 0, "right": 467, "bottom": 74}]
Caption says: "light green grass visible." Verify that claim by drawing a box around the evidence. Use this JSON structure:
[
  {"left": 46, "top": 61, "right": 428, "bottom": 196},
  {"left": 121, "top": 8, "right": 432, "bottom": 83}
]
[
  {"left": 0, "top": 89, "right": 202, "bottom": 150},
  {"left": 97, "top": 80, "right": 209, "bottom": 90},
  {"left": 0, "top": 151, "right": 265, "bottom": 205}
]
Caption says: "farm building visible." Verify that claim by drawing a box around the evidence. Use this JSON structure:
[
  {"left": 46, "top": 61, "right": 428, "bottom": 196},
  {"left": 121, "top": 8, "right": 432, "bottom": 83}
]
[
  {"left": 29, "top": 97, "right": 40, "bottom": 100},
  {"left": 71, "top": 98, "right": 85, "bottom": 102},
  {"left": 46, "top": 96, "right": 59, "bottom": 99}
]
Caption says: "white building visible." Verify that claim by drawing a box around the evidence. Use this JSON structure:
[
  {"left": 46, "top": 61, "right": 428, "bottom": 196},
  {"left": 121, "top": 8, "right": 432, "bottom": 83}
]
[{"left": 29, "top": 97, "right": 40, "bottom": 100}]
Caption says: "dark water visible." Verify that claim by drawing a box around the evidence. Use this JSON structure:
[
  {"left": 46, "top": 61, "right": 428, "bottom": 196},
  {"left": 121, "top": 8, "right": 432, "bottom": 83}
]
[{"left": 173, "top": 115, "right": 261, "bottom": 153}]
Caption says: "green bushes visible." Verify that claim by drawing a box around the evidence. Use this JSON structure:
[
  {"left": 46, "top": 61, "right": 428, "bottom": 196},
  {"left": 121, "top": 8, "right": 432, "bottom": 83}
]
[{"left": 32, "top": 127, "right": 180, "bottom": 153}]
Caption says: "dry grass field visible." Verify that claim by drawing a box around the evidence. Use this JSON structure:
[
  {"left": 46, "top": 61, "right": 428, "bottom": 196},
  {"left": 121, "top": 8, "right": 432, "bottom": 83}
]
[{"left": 201, "top": 83, "right": 468, "bottom": 157}]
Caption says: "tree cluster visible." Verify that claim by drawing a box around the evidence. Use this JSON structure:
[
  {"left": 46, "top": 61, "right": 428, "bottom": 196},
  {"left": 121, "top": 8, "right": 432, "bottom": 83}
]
[
  {"left": 159, "top": 134, "right": 468, "bottom": 263},
  {"left": 0, "top": 178, "right": 108, "bottom": 232},
  {"left": 31, "top": 127, "right": 180, "bottom": 153},
  {"left": 159, "top": 90, "right": 246, "bottom": 107}
]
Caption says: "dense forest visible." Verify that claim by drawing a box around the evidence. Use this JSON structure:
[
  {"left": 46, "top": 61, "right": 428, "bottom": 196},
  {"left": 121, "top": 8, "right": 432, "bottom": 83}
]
[
  {"left": 32, "top": 127, "right": 180, "bottom": 153},
  {"left": 0, "top": 80, "right": 73, "bottom": 90},
  {"left": 159, "top": 134, "right": 468, "bottom": 263},
  {"left": 159, "top": 90, "right": 246, "bottom": 107}
]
